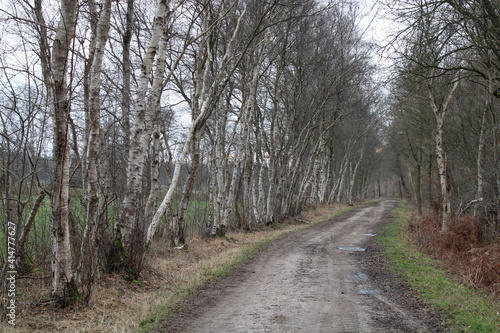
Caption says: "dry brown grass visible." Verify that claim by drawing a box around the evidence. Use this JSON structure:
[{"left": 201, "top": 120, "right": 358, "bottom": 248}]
[
  {"left": 408, "top": 213, "right": 500, "bottom": 299},
  {"left": 1, "top": 204, "right": 347, "bottom": 333},
  {"left": 301, "top": 203, "right": 351, "bottom": 222}
]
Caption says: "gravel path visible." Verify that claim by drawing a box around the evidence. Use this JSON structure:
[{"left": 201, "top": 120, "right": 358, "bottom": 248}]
[{"left": 155, "top": 200, "right": 446, "bottom": 332}]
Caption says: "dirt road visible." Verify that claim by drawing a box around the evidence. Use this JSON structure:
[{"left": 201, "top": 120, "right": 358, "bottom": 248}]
[{"left": 156, "top": 200, "right": 444, "bottom": 332}]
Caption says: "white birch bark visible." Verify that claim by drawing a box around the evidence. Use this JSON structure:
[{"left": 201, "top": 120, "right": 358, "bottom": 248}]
[
  {"left": 211, "top": 96, "right": 239, "bottom": 235},
  {"left": 209, "top": 106, "right": 227, "bottom": 234},
  {"left": 144, "top": 128, "right": 162, "bottom": 225},
  {"left": 335, "top": 159, "right": 348, "bottom": 203},
  {"left": 266, "top": 67, "right": 281, "bottom": 222},
  {"left": 115, "top": 0, "right": 170, "bottom": 251},
  {"left": 121, "top": 0, "right": 134, "bottom": 153},
  {"left": 44, "top": 0, "right": 79, "bottom": 301},
  {"left": 257, "top": 162, "right": 267, "bottom": 223},
  {"left": 169, "top": 2, "right": 216, "bottom": 244},
  {"left": 147, "top": 103, "right": 214, "bottom": 243},
  {"left": 428, "top": 69, "right": 460, "bottom": 231},
  {"left": 298, "top": 139, "right": 321, "bottom": 206},
  {"left": 347, "top": 137, "right": 367, "bottom": 206},
  {"left": 147, "top": 3, "right": 248, "bottom": 242},
  {"left": 474, "top": 75, "right": 492, "bottom": 216},
  {"left": 79, "top": 0, "right": 112, "bottom": 296},
  {"left": 319, "top": 152, "right": 331, "bottom": 204},
  {"left": 220, "top": 161, "right": 241, "bottom": 233},
  {"left": 241, "top": 57, "right": 264, "bottom": 228},
  {"left": 217, "top": 104, "right": 244, "bottom": 233}
]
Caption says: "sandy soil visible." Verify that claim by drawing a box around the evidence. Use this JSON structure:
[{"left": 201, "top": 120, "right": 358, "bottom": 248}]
[{"left": 154, "top": 200, "right": 446, "bottom": 332}]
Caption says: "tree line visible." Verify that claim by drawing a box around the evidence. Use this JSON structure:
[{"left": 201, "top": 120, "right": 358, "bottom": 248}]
[
  {"left": 0, "top": 0, "right": 383, "bottom": 306},
  {"left": 385, "top": 0, "right": 500, "bottom": 240}
]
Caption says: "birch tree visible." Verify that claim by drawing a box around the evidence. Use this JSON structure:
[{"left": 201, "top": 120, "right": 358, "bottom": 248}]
[
  {"left": 147, "top": 0, "right": 290, "bottom": 241},
  {"left": 33, "top": 0, "right": 80, "bottom": 303},
  {"left": 428, "top": 68, "right": 460, "bottom": 231},
  {"left": 79, "top": 0, "right": 113, "bottom": 300},
  {"left": 113, "top": 0, "right": 191, "bottom": 274}
]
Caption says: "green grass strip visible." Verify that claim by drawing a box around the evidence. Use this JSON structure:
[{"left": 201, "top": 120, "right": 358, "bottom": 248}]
[{"left": 378, "top": 201, "right": 500, "bottom": 332}]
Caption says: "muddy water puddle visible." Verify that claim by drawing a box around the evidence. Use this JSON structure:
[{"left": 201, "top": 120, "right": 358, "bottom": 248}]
[
  {"left": 348, "top": 272, "right": 369, "bottom": 282},
  {"left": 356, "top": 288, "right": 381, "bottom": 295},
  {"left": 334, "top": 246, "right": 366, "bottom": 252}
]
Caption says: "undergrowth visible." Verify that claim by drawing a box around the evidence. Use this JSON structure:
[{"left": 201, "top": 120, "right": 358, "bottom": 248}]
[
  {"left": 409, "top": 213, "right": 500, "bottom": 298},
  {"left": 379, "top": 201, "right": 500, "bottom": 332}
]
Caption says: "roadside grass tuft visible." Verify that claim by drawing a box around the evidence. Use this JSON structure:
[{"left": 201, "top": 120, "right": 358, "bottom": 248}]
[{"left": 379, "top": 201, "right": 500, "bottom": 333}]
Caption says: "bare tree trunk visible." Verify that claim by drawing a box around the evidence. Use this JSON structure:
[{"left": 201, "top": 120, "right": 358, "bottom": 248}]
[
  {"left": 414, "top": 161, "right": 423, "bottom": 216},
  {"left": 209, "top": 97, "right": 232, "bottom": 236},
  {"left": 347, "top": 137, "right": 367, "bottom": 206},
  {"left": 46, "top": 0, "right": 80, "bottom": 304},
  {"left": 12, "top": 190, "right": 46, "bottom": 273},
  {"left": 79, "top": 0, "right": 112, "bottom": 301},
  {"left": 121, "top": 0, "right": 134, "bottom": 155},
  {"left": 173, "top": 130, "right": 203, "bottom": 245},
  {"left": 240, "top": 54, "right": 264, "bottom": 229},
  {"left": 319, "top": 153, "right": 331, "bottom": 204},
  {"left": 475, "top": 106, "right": 487, "bottom": 216},
  {"left": 298, "top": 136, "right": 325, "bottom": 206},
  {"left": 329, "top": 155, "right": 347, "bottom": 203},
  {"left": 266, "top": 74, "right": 280, "bottom": 222},
  {"left": 114, "top": 0, "right": 171, "bottom": 271},
  {"left": 144, "top": 129, "right": 162, "bottom": 227},
  {"left": 257, "top": 162, "right": 267, "bottom": 223},
  {"left": 428, "top": 70, "right": 460, "bottom": 231},
  {"left": 170, "top": 3, "right": 216, "bottom": 243}
]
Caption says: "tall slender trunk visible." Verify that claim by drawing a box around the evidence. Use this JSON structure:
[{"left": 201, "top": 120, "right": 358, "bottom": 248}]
[
  {"left": 347, "top": 137, "right": 367, "bottom": 206},
  {"left": 173, "top": 130, "right": 203, "bottom": 245},
  {"left": 435, "top": 113, "right": 451, "bottom": 230},
  {"left": 143, "top": 129, "right": 162, "bottom": 230},
  {"left": 114, "top": 0, "right": 170, "bottom": 268},
  {"left": 121, "top": 0, "right": 134, "bottom": 155},
  {"left": 414, "top": 161, "right": 423, "bottom": 216},
  {"left": 80, "top": 0, "right": 112, "bottom": 300},
  {"left": 428, "top": 70, "right": 460, "bottom": 231},
  {"left": 266, "top": 58, "right": 282, "bottom": 222},
  {"left": 210, "top": 101, "right": 230, "bottom": 235},
  {"left": 475, "top": 107, "right": 487, "bottom": 216},
  {"left": 220, "top": 161, "right": 240, "bottom": 233},
  {"left": 170, "top": 5, "right": 214, "bottom": 243},
  {"left": 47, "top": 0, "right": 79, "bottom": 303}
]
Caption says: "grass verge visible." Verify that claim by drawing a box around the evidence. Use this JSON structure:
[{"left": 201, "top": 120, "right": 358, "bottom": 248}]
[{"left": 378, "top": 201, "right": 500, "bottom": 332}]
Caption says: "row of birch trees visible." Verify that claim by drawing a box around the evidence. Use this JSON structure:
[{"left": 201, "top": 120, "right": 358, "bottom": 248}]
[
  {"left": 386, "top": 0, "right": 500, "bottom": 240},
  {"left": 0, "top": 0, "right": 382, "bottom": 305}
]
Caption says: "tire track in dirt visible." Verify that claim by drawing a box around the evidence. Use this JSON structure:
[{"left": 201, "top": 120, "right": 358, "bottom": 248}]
[{"left": 155, "top": 200, "right": 445, "bottom": 332}]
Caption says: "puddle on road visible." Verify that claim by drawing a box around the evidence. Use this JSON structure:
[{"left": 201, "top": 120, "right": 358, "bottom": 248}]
[
  {"left": 334, "top": 246, "right": 366, "bottom": 252},
  {"left": 356, "top": 288, "right": 381, "bottom": 295},
  {"left": 348, "top": 272, "right": 369, "bottom": 282}
]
